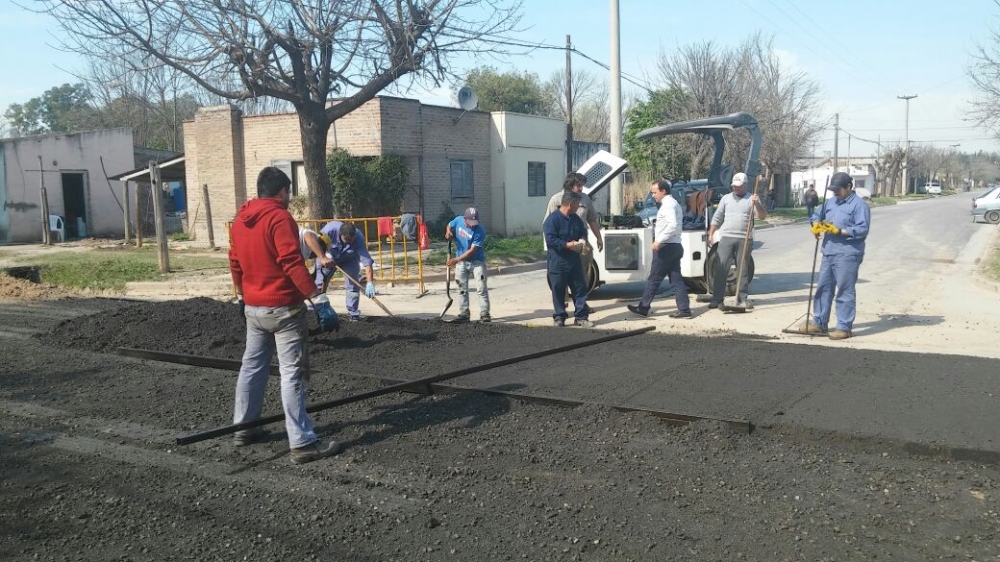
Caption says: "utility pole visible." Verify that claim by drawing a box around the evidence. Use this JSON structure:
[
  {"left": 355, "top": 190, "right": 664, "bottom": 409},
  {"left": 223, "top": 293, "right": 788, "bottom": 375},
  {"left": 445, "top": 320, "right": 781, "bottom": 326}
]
[
  {"left": 565, "top": 34, "right": 574, "bottom": 175},
  {"left": 846, "top": 133, "right": 851, "bottom": 169},
  {"left": 898, "top": 94, "right": 917, "bottom": 197},
  {"left": 37, "top": 156, "right": 52, "bottom": 246},
  {"left": 832, "top": 113, "right": 839, "bottom": 179},
  {"left": 608, "top": 0, "right": 623, "bottom": 215}
]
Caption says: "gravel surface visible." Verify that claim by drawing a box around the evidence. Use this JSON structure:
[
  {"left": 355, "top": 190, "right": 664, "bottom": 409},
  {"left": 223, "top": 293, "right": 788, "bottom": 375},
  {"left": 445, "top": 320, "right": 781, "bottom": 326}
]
[{"left": 1, "top": 297, "right": 998, "bottom": 561}]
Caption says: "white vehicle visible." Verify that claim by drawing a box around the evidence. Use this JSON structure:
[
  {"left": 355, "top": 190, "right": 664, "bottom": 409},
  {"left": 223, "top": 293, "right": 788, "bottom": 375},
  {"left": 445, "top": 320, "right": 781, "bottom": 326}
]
[
  {"left": 576, "top": 112, "right": 763, "bottom": 295},
  {"left": 925, "top": 181, "right": 942, "bottom": 195}
]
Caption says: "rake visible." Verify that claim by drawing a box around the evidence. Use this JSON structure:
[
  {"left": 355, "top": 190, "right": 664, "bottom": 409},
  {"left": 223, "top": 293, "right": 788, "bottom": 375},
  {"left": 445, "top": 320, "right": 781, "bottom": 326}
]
[{"left": 782, "top": 235, "right": 823, "bottom": 335}]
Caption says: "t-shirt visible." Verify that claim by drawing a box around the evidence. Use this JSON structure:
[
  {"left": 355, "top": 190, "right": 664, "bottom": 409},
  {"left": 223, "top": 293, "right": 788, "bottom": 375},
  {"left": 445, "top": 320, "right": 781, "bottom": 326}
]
[
  {"left": 319, "top": 221, "right": 374, "bottom": 267},
  {"left": 545, "top": 190, "right": 597, "bottom": 225},
  {"left": 448, "top": 216, "right": 486, "bottom": 262},
  {"left": 298, "top": 227, "right": 319, "bottom": 259}
]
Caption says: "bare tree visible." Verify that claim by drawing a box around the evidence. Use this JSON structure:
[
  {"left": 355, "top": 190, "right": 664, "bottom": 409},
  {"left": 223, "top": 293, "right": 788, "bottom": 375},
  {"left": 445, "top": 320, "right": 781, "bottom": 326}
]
[
  {"left": 969, "top": 3, "right": 1000, "bottom": 135},
  {"left": 653, "top": 33, "right": 824, "bottom": 191},
  {"left": 38, "top": 0, "right": 523, "bottom": 218},
  {"left": 544, "top": 68, "right": 598, "bottom": 120}
]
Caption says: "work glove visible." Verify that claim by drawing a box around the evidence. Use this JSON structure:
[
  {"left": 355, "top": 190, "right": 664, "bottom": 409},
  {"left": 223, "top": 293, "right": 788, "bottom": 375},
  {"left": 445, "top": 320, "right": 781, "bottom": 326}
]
[
  {"left": 312, "top": 293, "right": 340, "bottom": 332},
  {"left": 365, "top": 281, "right": 377, "bottom": 298},
  {"left": 577, "top": 239, "right": 590, "bottom": 255}
]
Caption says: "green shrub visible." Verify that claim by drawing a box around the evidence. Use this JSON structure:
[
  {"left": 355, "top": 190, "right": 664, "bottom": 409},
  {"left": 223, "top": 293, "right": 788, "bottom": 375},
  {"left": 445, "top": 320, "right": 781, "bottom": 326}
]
[{"left": 327, "top": 148, "right": 409, "bottom": 218}]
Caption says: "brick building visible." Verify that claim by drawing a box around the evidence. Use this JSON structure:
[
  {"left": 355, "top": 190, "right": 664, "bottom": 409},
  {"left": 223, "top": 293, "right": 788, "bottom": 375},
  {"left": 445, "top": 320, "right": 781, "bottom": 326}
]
[{"left": 183, "top": 96, "right": 567, "bottom": 244}]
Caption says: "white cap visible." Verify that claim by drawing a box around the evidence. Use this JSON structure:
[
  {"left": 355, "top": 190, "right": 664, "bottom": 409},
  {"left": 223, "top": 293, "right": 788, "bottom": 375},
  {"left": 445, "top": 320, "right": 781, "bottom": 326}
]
[{"left": 731, "top": 172, "right": 747, "bottom": 187}]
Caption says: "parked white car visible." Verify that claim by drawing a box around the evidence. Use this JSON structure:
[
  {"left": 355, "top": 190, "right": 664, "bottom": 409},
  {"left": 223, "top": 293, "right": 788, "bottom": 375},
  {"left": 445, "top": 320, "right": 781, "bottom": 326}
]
[{"left": 925, "top": 181, "right": 942, "bottom": 194}]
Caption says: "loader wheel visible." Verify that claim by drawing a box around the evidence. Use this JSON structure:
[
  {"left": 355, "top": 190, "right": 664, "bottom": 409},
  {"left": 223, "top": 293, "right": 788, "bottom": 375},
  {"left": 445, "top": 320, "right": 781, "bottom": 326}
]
[
  {"left": 705, "top": 246, "right": 755, "bottom": 297},
  {"left": 546, "top": 261, "right": 600, "bottom": 296},
  {"left": 986, "top": 210, "right": 1000, "bottom": 224}
]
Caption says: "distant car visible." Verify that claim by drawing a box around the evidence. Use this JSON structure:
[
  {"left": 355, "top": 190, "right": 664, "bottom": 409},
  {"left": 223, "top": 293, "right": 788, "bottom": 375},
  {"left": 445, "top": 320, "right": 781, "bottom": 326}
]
[
  {"left": 972, "top": 186, "right": 1000, "bottom": 224},
  {"left": 925, "top": 181, "right": 942, "bottom": 194}
]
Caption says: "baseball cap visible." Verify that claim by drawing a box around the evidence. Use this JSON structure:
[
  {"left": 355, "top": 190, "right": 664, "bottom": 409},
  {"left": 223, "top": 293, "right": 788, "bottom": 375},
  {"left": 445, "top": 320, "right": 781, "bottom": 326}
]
[
  {"left": 731, "top": 172, "right": 747, "bottom": 187},
  {"left": 464, "top": 207, "right": 479, "bottom": 226},
  {"left": 830, "top": 172, "right": 853, "bottom": 189}
]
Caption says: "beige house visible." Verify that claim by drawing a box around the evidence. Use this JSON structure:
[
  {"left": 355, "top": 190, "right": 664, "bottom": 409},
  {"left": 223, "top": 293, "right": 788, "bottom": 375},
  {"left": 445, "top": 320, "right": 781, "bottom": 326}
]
[
  {"left": 0, "top": 128, "right": 135, "bottom": 243},
  {"left": 489, "top": 112, "right": 566, "bottom": 236},
  {"left": 183, "top": 96, "right": 566, "bottom": 243}
]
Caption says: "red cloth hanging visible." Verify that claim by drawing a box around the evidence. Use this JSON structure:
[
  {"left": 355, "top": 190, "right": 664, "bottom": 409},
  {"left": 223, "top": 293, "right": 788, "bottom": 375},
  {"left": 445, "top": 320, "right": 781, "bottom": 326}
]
[
  {"left": 377, "top": 216, "right": 394, "bottom": 237},
  {"left": 418, "top": 222, "right": 430, "bottom": 250}
]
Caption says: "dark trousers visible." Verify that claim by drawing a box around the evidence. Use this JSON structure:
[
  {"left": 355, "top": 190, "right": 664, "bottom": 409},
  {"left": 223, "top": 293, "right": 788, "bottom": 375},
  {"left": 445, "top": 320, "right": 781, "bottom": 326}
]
[
  {"left": 638, "top": 243, "right": 690, "bottom": 312},
  {"left": 806, "top": 204, "right": 816, "bottom": 218},
  {"left": 549, "top": 259, "right": 588, "bottom": 321}
]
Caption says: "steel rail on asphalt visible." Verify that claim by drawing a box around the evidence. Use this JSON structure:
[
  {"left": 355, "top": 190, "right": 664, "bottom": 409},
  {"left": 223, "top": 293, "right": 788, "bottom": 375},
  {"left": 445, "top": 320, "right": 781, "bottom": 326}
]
[{"left": 119, "top": 326, "right": 660, "bottom": 446}]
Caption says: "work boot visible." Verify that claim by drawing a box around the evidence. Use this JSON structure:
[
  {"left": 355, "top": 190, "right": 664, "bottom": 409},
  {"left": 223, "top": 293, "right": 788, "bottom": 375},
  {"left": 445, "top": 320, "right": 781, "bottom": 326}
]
[
  {"left": 290, "top": 439, "right": 341, "bottom": 465},
  {"left": 233, "top": 427, "right": 268, "bottom": 447},
  {"left": 573, "top": 318, "right": 595, "bottom": 328},
  {"left": 348, "top": 314, "right": 364, "bottom": 322},
  {"left": 828, "top": 329, "right": 852, "bottom": 340},
  {"left": 453, "top": 311, "right": 470, "bottom": 323},
  {"left": 479, "top": 313, "right": 492, "bottom": 323},
  {"left": 552, "top": 317, "right": 566, "bottom": 327},
  {"left": 627, "top": 304, "right": 649, "bottom": 317},
  {"left": 668, "top": 310, "right": 693, "bottom": 319},
  {"left": 798, "top": 321, "right": 827, "bottom": 334},
  {"left": 707, "top": 301, "right": 722, "bottom": 309}
]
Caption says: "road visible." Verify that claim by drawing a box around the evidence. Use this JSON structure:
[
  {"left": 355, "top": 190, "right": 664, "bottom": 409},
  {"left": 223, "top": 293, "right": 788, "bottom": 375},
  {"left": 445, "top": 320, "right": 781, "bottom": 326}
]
[{"left": 383, "top": 193, "right": 1000, "bottom": 359}]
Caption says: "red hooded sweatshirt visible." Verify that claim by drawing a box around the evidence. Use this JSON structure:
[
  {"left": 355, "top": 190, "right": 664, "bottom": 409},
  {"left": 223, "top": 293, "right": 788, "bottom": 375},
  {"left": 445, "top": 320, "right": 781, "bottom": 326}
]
[{"left": 229, "top": 198, "right": 316, "bottom": 307}]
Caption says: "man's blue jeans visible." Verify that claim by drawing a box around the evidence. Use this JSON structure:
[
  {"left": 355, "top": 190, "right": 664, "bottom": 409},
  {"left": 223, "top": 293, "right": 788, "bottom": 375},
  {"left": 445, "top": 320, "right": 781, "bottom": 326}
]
[
  {"left": 316, "top": 260, "right": 362, "bottom": 318},
  {"left": 812, "top": 253, "right": 863, "bottom": 331},
  {"left": 234, "top": 303, "right": 318, "bottom": 449}
]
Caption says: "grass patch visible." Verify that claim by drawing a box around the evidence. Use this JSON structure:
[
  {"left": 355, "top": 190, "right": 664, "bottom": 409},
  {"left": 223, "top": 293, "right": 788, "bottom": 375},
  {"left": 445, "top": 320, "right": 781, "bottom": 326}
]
[
  {"left": 418, "top": 235, "right": 546, "bottom": 268},
  {"left": 15, "top": 248, "right": 229, "bottom": 291},
  {"left": 989, "top": 242, "right": 1000, "bottom": 282},
  {"left": 170, "top": 232, "right": 190, "bottom": 242},
  {"left": 871, "top": 197, "right": 897, "bottom": 206}
]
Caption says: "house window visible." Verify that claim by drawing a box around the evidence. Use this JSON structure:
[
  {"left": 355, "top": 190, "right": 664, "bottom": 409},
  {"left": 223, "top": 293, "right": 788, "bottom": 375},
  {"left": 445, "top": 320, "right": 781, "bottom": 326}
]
[
  {"left": 528, "top": 161, "right": 546, "bottom": 197},
  {"left": 450, "top": 159, "right": 474, "bottom": 200}
]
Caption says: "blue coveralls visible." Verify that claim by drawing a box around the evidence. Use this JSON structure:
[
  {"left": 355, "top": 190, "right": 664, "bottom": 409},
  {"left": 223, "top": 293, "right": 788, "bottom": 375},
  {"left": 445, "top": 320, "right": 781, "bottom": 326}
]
[
  {"left": 809, "top": 192, "right": 871, "bottom": 331},
  {"left": 316, "top": 221, "right": 374, "bottom": 319},
  {"left": 543, "top": 210, "right": 589, "bottom": 322}
]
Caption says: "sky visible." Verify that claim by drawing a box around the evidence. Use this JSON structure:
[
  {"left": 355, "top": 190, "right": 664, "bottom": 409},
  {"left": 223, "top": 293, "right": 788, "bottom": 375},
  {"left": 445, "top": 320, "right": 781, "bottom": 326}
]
[{"left": 2, "top": 0, "right": 998, "bottom": 158}]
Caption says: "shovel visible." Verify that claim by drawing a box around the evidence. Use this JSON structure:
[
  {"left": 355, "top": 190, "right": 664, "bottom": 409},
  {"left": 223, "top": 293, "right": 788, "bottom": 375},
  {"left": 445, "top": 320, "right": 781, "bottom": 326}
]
[
  {"left": 724, "top": 179, "right": 760, "bottom": 313},
  {"left": 335, "top": 264, "right": 394, "bottom": 317},
  {"left": 439, "top": 238, "right": 454, "bottom": 319}
]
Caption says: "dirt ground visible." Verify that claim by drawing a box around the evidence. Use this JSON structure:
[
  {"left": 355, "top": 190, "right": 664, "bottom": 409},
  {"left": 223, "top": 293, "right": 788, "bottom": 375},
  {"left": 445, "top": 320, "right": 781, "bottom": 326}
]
[{"left": 1, "top": 297, "right": 998, "bottom": 561}]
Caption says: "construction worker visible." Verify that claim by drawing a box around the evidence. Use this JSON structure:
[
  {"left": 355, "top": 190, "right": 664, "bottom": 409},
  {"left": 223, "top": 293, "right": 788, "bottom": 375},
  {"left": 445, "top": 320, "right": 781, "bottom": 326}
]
[
  {"left": 543, "top": 191, "right": 592, "bottom": 327},
  {"left": 544, "top": 172, "right": 604, "bottom": 311},
  {"left": 316, "top": 221, "right": 377, "bottom": 322},
  {"left": 707, "top": 172, "right": 767, "bottom": 310},
  {"left": 298, "top": 227, "right": 334, "bottom": 269},
  {"left": 802, "top": 172, "right": 871, "bottom": 340},
  {"left": 445, "top": 207, "right": 491, "bottom": 323},
  {"left": 228, "top": 166, "right": 339, "bottom": 464}
]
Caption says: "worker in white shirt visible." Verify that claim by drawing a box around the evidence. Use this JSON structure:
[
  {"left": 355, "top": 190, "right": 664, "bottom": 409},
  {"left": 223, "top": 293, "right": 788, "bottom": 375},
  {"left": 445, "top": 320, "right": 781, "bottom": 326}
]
[{"left": 626, "top": 180, "right": 692, "bottom": 319}]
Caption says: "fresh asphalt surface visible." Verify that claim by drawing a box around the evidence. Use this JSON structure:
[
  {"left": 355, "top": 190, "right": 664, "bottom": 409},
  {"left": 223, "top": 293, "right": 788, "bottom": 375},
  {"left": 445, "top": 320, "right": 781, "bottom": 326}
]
[{"left": 377, "top": 193, "right": 1000, "bottom": 458}]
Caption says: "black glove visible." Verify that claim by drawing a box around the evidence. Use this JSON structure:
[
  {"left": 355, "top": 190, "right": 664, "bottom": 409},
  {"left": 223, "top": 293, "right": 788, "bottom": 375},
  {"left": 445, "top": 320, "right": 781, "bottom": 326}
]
[{"left": 238, "top": 299, "right": 246, "bottom": 321}]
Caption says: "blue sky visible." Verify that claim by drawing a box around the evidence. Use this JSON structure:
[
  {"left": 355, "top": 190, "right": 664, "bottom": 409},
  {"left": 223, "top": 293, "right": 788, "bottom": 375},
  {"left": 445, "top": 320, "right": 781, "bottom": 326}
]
[{"left": 3, "top": 0, "right": 998, "bottom": 156}]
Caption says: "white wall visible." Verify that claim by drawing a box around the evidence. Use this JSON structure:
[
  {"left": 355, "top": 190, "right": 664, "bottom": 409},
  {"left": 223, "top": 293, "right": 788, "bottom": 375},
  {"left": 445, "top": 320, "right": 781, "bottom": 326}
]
[
  {"left": 1, "top": 128, "right": 134, "bottom": 243},
  {"left": 490, "top": 112, "right": 566, "bottom": 236}
]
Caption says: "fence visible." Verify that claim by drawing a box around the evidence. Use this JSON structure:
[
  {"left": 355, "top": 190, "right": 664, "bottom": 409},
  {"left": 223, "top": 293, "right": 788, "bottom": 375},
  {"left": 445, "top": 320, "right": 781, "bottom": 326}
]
[{"left": 228, "top": 215, "right": 429, "bottom": 293}]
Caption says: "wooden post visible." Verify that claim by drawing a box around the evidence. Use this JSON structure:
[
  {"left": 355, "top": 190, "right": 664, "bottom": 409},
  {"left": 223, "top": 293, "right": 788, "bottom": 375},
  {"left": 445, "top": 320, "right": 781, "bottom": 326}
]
[
  {"left": 135, "top": 180, "right": 144, "bottom": 248},
  {"left": 123, "top": 180, "right": 131, "bottom": 244},
  {"left": 149, "top": 162, "right": 170, "bottom": 273},
  {"left": 202, "top": 184, "right": 215, "bottom": 249},
  {"left": 38, "top": 156, "right": 51, "bottom": 246}
]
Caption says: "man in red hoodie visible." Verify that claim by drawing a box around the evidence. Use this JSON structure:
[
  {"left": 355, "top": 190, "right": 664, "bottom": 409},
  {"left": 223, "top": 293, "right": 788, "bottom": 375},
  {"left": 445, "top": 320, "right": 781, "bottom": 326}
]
[{"left": 229, "top": 166, "right": 340, "bottom": 464}]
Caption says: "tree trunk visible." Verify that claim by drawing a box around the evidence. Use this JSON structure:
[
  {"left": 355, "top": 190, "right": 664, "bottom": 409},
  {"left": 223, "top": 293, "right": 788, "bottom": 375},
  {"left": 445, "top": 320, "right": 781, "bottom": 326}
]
[{"left": 297, "top": 103, "right": 335, "bottom": 220}]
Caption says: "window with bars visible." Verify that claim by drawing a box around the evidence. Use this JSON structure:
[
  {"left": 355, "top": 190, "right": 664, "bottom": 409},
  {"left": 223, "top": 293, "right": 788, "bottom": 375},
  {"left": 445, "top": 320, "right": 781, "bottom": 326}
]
[
  {"left": 450, "top": 159, "right": 474, "bottom": 200},
  {"left": 528, "top": 161, "right": 546, "bottom": 197}
]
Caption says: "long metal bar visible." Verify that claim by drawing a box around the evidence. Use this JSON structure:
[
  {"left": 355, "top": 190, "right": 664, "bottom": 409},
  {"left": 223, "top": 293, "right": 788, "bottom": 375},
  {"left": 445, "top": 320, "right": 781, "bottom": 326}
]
[
  {"left": 132, "top": 326, "right": 656, "bottom": 446},
  {"left": 344, "top": 372, "right": 753, "bottom": 434}
]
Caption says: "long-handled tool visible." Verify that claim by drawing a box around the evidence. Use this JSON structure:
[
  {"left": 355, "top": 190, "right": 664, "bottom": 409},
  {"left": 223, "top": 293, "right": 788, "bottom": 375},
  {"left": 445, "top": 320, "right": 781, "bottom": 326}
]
[
  {"left": 335, "top": 264, "right": 394, "bottom": 317},
  {"left": 724, "top": 179, "right": 760, "bottom": 313},
  {"left": 439, "top": 238, "right": 454, "bottom": 319},
  {"left": 782, "top": 235, "right": 822, "bottom": 335}
]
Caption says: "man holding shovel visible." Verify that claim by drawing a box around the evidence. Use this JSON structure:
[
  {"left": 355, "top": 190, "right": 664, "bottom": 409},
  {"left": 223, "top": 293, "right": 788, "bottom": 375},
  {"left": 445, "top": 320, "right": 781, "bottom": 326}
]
[
  {"left": 707, "top": 172, "right": 767, "bottom": 310},
  {"left": 316, "top": 221, "right": 377, "bottom": 322},
  {"left": 445, "top": 207, "right": 490, "bottom": 323},
  {"left": 801, "top": 172, "right": 870, "bottom": 340}
]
